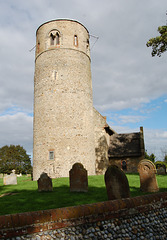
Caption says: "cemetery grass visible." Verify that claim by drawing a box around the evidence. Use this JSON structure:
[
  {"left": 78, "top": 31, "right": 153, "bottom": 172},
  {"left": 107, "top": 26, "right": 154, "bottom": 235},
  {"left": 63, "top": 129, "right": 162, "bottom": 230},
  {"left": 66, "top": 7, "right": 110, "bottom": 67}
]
[{"left": 0, "top": 174, "right": 167, "bottom": 215}]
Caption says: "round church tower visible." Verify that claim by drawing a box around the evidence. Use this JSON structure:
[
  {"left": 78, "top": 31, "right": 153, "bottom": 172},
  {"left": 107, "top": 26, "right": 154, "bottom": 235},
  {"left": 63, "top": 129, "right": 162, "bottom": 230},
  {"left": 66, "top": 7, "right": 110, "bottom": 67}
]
[{"left": 33, "top": 19, "right": 96, "bottom": 180}]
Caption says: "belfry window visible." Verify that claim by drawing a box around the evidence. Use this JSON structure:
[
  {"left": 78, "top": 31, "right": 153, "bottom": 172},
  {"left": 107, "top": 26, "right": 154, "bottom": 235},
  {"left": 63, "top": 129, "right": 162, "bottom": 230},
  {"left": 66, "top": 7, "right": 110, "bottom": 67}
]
[
  {"left": 50, "top": 33, "right": 55, "bottom": 45},
  {"left": 50, "top": 31, "right": 60, "bottom": 46},
  {"left": 74, "top": 35, "right": 78, "bottom": 46},
  {"left": 56, "top": 32, "right": 60, "bottom": 45}
]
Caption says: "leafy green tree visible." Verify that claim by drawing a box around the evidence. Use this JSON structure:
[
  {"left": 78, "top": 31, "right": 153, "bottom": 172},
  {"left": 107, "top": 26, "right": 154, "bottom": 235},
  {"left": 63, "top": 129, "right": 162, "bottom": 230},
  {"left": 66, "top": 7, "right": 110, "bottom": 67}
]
[
  {"left": 145, "top": 151, "right": 156, "bottom": 163},
  {"left": 0, "top": 145, "right": 32, "bottom": 174},
  {"left": 146, "top": 25, "right": 167, "bottom": 57}
]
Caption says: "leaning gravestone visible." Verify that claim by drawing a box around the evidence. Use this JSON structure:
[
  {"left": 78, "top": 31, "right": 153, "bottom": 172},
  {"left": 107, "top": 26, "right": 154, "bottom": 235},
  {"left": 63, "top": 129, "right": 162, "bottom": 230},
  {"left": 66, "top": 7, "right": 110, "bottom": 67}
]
[
  {"left": 69, "top": 163, "right": 88, "bottom": 192},
  {"left": 138, "top": 159, "right": 159, "bottom": 192},
  {"left": 104, "top": 165, "right": 130, "bottom": 200},
  {"left": 3, "top": 169, "right": 17, "bottom": 185},
  {"left": 37, "top": 172, "right": 53, "bottom": 192}
]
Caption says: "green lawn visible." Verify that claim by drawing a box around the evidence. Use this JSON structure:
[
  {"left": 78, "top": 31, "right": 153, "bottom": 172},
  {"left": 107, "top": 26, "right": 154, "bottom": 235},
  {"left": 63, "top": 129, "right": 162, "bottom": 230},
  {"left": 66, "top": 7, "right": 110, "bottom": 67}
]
[{"left": 0, "top": 174, "right": 167, "bottom": 216}]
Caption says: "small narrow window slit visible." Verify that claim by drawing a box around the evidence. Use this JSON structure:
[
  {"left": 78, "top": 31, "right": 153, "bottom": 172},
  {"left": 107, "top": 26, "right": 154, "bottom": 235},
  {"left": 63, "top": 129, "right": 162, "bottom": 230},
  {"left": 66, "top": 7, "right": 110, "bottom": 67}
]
[
  {"left": 49, "top": 151, "right": 54, "bottom": 160},
  {"left": 74, "top": 35, "right": 78, "bottom": 46},
  {"left": 54, "top": 71, "right": 57, "bottom": 80}
]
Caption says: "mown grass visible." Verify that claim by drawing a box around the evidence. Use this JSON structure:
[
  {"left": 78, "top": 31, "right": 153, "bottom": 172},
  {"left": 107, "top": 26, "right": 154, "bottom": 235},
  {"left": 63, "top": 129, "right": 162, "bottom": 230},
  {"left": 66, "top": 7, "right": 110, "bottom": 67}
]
[{"left": 0, "top": 174, "right": 167, "bottom": 216}]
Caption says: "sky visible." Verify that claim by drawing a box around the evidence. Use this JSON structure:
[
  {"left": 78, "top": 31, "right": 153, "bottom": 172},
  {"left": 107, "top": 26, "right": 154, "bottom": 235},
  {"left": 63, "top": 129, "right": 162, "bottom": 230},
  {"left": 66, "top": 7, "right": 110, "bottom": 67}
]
[{"left": 0, "top": 0, "right": 166, "bottom": 162}]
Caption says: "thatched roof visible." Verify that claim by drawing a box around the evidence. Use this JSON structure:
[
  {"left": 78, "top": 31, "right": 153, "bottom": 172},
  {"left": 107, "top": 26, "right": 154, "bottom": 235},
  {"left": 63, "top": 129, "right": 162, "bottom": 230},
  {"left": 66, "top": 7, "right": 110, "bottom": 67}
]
[{"left": 108, "top": 132, "right": 143, "bottom": 157}]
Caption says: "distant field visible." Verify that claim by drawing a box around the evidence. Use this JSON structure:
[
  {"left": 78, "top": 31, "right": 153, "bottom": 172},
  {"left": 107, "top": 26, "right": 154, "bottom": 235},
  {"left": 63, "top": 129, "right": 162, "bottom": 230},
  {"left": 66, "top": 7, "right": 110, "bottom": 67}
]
[{"left": 0, "top": 174, "right": 167, "bottom": 215}]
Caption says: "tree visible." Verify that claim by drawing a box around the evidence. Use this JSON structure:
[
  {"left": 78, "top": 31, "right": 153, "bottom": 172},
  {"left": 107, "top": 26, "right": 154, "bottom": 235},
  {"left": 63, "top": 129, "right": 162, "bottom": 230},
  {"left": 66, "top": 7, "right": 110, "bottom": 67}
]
[
  {"left": 145, "top": 151, "right": 156, "bottom": 163},
  {"left": 164, "top": 154, "right": 167, "bottom": 163},
  {"left": 160, "top": 147, "right": 167, "bottom": 163},
  {"left": 0, "top": 145, "right": 32, "bottom": 174},
  {"left": 146, "top": 25, "right": 167, "bottom": 57}
]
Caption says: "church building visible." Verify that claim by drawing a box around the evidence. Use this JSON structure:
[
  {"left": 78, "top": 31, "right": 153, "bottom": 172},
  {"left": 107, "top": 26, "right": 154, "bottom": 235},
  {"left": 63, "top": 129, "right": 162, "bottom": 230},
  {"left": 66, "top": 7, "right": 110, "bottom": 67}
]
[{"left": 33, "top": 19, "right": 145, "bottom": 180}]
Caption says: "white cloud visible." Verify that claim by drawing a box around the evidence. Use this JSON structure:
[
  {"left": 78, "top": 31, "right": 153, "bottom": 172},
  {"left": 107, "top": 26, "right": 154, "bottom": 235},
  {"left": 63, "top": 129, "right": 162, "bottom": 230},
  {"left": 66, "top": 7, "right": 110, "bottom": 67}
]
[
  {"left": 155, "top": 131, "right": 167, "bottom": 139},
  {"left": 0, "top": 112, "right": 33, "bottom": 157},
  {"left": 0, "top": 0, "right": 166, "bottom": 163},
  {"left": 116, "top": 115, "right": 146, "bottom": 124},
  {"left": 144, "top": 129, "right": 167, "bottom": 161},
  {"left": 107, "top": 113, "right": 147, "bottom": 124},
  {"left": 1, "top": 0, "right": 166, "bottom": 113}
]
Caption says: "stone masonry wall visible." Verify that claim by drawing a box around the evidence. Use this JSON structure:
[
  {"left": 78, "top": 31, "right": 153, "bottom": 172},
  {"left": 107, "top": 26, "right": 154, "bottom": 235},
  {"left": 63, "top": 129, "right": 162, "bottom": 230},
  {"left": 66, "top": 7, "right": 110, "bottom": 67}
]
[
  {"left": 94, "top": 108, "right": 111, "bottom": 175},
  {"left": 1, "top": 192, "right": 167, "bottom": 239},
  {"left": 110, "top": 156, "right": 144, "bottom": 173}
]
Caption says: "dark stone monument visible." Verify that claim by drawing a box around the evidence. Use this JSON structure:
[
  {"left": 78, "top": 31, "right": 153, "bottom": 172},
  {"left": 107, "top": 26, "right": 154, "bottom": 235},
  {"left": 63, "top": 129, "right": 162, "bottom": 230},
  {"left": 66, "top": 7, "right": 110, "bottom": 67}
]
[
  {"left": 104, "top": 165, "right": 130, "bottom": 200},
  {"left": 69, "top": 163, "right": 88, "bottom": 192},
  {"left": 37, "top": 172, "right": 53, "bottom": 192},
  {"left": 138, "top": 159, "right": 159, "bottom": 192}
]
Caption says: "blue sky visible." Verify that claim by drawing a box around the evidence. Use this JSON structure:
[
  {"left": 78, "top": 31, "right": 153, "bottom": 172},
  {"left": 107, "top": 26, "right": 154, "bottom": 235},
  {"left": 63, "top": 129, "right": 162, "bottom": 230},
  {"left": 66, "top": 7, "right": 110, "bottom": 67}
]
[
  {"left": 107, "top": 96, "right": 167, "bottom": 129},
  {"left": 0, "top": 0, "right": 166, "bottom": 162}
]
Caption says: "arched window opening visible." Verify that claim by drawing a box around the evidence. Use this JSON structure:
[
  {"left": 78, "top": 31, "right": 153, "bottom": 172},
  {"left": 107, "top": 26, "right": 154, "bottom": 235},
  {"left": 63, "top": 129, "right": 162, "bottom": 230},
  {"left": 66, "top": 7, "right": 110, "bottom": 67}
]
[
  {"left": 86, "top": 39, "right": 89, "bottom": 50},
  {"left": 50, "top": 32, "right": 60, "bottom": 46},
  {"left": 56, "top": 33, "right": 60, "bottom": 45},
  {"left": 50, "top": 33, "right": 55, "bottom": 45},
  {"left": 74, "top": 35, "right": 78, "bottom": 46}
]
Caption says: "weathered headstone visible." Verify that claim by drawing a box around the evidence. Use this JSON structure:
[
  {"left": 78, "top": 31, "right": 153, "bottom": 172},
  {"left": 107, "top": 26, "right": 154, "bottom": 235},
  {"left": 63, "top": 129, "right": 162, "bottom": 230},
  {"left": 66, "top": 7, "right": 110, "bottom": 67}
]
[
  {"left": 69, "top": 163, "right": 88, "bottom": 192},
  {"left": 37, "top": 172, "right": 53, "bottom": 192},
  {"left": 17, "top": 173, "right": 22, "bottom": 177},
  {"left": 138, "top": 159, "right": 159, "bottom": 192},
  {"left": 104, "top": 165, "right": 130, "bottom": 200},
  {"left": 157, "top": 166, "right": 166, "bottom": 175},
  {"left": 3, "top": 170, "right": 17, "bottom": 185}
]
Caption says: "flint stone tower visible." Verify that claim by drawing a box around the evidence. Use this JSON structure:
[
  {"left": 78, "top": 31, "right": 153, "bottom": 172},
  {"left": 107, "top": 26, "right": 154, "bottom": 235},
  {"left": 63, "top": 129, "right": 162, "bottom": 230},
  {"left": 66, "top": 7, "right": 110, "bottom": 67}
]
[{"left": 33, "top": 19, "right": 96, "bottom": 180}]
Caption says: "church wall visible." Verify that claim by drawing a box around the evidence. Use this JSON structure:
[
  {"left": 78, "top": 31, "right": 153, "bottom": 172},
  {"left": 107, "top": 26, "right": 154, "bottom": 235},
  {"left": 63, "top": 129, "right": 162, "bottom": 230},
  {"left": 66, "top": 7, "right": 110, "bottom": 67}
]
[
  {"left": 108, "top": 127, "right": 145, "bottom": 173},
  {"left": 109, "top": 156, "right": 144, "bottom": 173},
  {"left": 93, "top": 108, "right": 110, "bottom": 175}
]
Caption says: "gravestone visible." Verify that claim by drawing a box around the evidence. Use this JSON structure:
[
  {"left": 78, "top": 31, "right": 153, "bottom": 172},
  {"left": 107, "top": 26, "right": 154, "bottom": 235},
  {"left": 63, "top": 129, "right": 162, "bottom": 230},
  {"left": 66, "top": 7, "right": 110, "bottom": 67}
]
[
  {"left": 138, "top": 159, "right": 159, "bottom": 192},
  {"left": 17, "top": 173, "right": 22, "bottom": 177},
  {"left": 0, "top": 173, "right": 3, "bottom": 178},
  {"left": 3, "top": 170, "right": 17, "bottom": 185},
  {"left": 69, "top": 163, "right": 88, "bottom": 192},
  {"left": 157, "top": 166, "right": 166, "bottom": 175},
  {"left": 37, "top": 172, "right": 53, "bottom": 192},
  {"left": 104, "top": 165, "right": 130, "bottom": 200}
]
